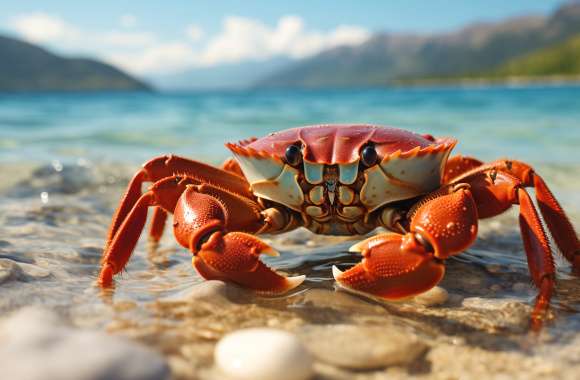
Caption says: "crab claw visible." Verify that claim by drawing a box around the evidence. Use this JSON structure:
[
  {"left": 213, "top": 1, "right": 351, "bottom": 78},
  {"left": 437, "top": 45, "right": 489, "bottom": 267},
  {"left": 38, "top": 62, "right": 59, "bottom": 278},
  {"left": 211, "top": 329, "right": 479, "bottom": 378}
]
[
  {"left": 192, "top": 231, "right": 305, "bottom": 295},
  {"left": 333, "top": 233, "right": 445, "bottom": 300}
]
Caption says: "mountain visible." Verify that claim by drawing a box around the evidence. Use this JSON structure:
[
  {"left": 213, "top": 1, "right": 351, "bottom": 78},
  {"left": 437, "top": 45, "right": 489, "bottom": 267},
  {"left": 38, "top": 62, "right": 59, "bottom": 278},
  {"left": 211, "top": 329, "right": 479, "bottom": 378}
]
[
  {"left": 490, "top": 34, "right": 580, "bottom": 77},
  {"left": 0, "top": 35, "right": 151, "bottom": 92},
  {"left": 149, "top": 57, "right": 292, "bottom": 91},
  {"left": 256, "top": 2, "right": 580, "bottom": 88}
]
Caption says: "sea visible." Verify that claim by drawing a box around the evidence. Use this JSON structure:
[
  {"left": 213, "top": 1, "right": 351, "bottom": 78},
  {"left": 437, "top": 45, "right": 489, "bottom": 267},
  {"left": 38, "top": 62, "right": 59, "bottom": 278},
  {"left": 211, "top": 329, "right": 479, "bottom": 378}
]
[
  {"left": 1, "top": 85, "right": 580, "bottom": 166},
  {"left": 1, "top": 85, "right": 580, "bottom": 377}
]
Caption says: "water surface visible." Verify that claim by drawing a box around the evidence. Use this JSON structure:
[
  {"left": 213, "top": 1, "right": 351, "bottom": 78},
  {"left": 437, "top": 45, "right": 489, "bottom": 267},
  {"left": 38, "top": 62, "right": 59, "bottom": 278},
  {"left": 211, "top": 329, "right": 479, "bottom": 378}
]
[{"left": 1, "top": 85, "right": 580, "bottom": 379}]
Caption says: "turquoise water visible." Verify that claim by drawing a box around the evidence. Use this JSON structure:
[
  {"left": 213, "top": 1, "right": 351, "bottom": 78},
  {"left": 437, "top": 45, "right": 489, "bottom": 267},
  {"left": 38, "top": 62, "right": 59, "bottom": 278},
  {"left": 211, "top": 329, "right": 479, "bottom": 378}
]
[
  {"left": 1, "top": 85, "right": 580, "bottom": 166},
  {"left": 1, "top": 85, "right": 580, "bottom": 378}
]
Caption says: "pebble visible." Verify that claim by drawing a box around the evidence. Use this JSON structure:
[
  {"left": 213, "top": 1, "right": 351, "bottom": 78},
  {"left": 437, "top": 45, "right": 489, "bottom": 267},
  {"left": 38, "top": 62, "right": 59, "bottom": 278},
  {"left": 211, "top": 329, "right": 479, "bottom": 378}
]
[
  {"left": 164, "top": 280, "right": 247, "bottom": 305},
  {"left": 298, "top": 324, "right": 428, "bottom": 369},
  {"left": 0, "top": 259, "right": 51, "bottom": 284},
  {"left": 214, "top": 328, "right": 313, "bottom": 380},
  {"left": 461, "top": 297, "right": 522, "bottom": 310},
  {"left": 0, "top": 307, "right": 170, "bottom": 380},
  {"left": 413, "top": 286, "right": 449, "bottom": 306},
  {"left": 298, "top": 288, "right": 382, "bottom": 313}
]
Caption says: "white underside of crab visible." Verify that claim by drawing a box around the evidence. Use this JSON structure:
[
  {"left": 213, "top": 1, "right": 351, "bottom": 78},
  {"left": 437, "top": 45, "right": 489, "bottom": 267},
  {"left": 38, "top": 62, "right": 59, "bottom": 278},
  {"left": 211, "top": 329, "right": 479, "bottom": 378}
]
[{"left": 231, "top": 144, "right": 453, "bottom": 231}]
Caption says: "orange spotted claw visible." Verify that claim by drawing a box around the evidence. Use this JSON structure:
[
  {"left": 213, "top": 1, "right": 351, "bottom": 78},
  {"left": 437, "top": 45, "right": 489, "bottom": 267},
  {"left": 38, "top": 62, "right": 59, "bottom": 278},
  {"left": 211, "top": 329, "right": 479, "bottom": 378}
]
[
  {"left": 333, "top": 186, "right": 478, "bottom": 301},
  {"left": 333, "top": 233, "right": 445, "bottom": 300},
  {"left": 193, "top": 231, "right": 305, "bottom": 294}
]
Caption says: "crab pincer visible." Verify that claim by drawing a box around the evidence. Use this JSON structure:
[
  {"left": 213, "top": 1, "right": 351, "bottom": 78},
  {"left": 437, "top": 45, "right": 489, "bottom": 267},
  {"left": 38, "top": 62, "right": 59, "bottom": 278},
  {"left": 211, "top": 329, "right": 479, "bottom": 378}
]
[
  {"left": 172, "top": 184, "right": 305, "bottom": 295},
  {"left": 333, "top": 233, "right": 445, "bottom": 299},
  {"left": 191, "top": 230, "right": 305, "bottom": 294},
  {"left": 334, "top": 185, "right": 478, "bottom": 300}
]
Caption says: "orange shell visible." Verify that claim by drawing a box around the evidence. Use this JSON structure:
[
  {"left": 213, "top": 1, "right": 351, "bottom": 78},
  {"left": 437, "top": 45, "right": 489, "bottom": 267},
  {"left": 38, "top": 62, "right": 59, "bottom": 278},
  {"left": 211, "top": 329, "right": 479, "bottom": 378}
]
[{"left": 226, "top": 124, "right": 456, "bottom": 164}]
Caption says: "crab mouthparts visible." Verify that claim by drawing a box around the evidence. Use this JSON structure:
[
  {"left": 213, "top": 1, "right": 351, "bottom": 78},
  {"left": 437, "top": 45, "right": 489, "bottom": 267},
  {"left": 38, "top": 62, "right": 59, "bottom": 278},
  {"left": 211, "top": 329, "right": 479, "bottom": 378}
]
[{"left": 323, "top": 166, "right": 339, "bottom": 205}]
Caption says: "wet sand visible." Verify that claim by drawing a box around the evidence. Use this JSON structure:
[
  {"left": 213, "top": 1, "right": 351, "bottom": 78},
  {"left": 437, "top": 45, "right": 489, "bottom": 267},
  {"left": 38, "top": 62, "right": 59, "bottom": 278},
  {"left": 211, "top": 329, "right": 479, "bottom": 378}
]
[{"left": 1, "top": 161, "right": 580, "bottom": 379}]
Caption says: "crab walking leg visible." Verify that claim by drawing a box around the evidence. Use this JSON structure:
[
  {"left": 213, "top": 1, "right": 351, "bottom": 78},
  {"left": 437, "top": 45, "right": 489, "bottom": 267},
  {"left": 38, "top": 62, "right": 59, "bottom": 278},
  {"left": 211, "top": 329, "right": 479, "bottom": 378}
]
[
  {"left": 105, "top": 170, "right": 148, "bottom": 250},
  {"left": 501, "top": 160, "right": 580, "bottom": 270},
  {"left": 221, "top": 157, "right": 246, "bottom": 178},
  {"left": 148, "top": 206, "right": 168, "bottom": 243},
  {"left": 173, "top": 185, "right": 305, "bottom": 294},
  {"left": 442, "top": 155, "right": 484, "bottom": 183},
  {"left": 453, "top": 159, "right": 580, "bottom": 271},
  {"left": 334, "top": 185, "right": 478, "bottom": 300},
  {"left": 104, "top": 155, "right": 252, "bottom": 250},
  {"left": 462, "top": 170, "right": 556, "bottom": 329},
  {"left": 100, "top": 176, "right": 196, "bottom": 287}
]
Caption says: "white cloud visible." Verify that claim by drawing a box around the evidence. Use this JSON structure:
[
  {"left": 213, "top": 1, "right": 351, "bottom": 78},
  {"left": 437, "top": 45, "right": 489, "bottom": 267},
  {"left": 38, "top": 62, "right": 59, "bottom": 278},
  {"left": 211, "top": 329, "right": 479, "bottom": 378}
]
[
  {"left": 10, "top": 12, "right": 80, "bottom": 44},
  {"left": 120, "top": 14, "right": 137, "bottom": 29},
  {"left": 8, "top": 13, "right": 370, "bottom": 76},
  {"left": 199, "top": 15, "right": 370, "bottom": 66},
  {"left": 106, "top": 42, "right": 198, "bottom": 75},
  {"left": 185, "top": 24, "right": 204, "bottom": 42}
]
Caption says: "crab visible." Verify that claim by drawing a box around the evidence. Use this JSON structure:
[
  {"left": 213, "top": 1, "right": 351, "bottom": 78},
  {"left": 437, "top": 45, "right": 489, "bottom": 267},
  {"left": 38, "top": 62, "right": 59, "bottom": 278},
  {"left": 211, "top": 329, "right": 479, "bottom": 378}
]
[{"left": 99, "top": 124, "right": 579, "bottom": 329}]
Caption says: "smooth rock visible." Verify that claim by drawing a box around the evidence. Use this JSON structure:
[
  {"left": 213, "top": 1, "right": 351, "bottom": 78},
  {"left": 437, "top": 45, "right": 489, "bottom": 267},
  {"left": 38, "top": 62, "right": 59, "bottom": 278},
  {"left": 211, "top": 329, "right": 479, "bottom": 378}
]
[
  {"left": 299, "top": 324, "right": 428, "bottom": 369},
  {"left": 413, "top": 286, "right": 449, "bottom": 306},
  {"left": 298, "top": 288, "right": 383, "bottom": 313},
  {"left": 164, "top": 280, "right": 246, "bottom": 305},
  {"left": 0, "top": 307, "right": 170, "bottom": 380},
  {"left": 214, "top": 328, "right": 313, "bottom": 380}
]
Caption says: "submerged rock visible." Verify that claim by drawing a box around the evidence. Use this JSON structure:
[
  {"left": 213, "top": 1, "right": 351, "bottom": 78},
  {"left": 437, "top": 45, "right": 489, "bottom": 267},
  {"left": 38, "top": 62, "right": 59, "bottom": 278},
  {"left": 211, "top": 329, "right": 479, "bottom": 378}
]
[
  {"left": 298, "top": 324, "right": 428, "bottom": 370},
  {"left": 0, "top": 307, "right": 170, "bottom": 380},
  {"left": 166, "top": 280, "right": 248, "bottom": 305},
  {"left": 0, "top": 258, "right": 51, "bottom": 284},
  {"left": 214, "top": 328, "right": 313, "bottom": 380},
  {"left": 413, "top": 286, "right": 449, "bottom": 306}
]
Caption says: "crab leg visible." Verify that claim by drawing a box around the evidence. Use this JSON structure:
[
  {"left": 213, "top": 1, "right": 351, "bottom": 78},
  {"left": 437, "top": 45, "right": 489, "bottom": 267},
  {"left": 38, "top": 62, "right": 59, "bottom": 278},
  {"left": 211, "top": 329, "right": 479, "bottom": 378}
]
[
  {"left": 100, "top": 175, "right": 303, "bottom": 294},
  {"left": 105, "top": 155, "right": 252, "bottom": 250},
  {"left": 100, "top": 176, "right": 197, "bottom": 287},
  {"left": 148, "top": 207, "right": 168, "bottom": 243},
  {"left": 501, "top": 160, "right": 579, "bottom": 271},
  {"left": 442, "top": 155, "right": 484, "bottom": 183},
  {"left": 221, "top": 157, "right": 246, "bottom": 178},
  {"left": 460, "top": 170, "right": 556, "bottom": 329},
  {"left": 453, "top": 159, "right": 580, "bottom": 272}
]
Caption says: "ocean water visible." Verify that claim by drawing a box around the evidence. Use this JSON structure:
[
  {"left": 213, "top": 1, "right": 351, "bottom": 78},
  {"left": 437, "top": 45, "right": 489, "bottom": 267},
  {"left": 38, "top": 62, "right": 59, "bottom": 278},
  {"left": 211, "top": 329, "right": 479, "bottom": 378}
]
[
  {"left": 1, "top": 85, "right": 580, "bottom": 166},
  {"left": 1, "top": 85, "right": 580, "bottom": 378}
]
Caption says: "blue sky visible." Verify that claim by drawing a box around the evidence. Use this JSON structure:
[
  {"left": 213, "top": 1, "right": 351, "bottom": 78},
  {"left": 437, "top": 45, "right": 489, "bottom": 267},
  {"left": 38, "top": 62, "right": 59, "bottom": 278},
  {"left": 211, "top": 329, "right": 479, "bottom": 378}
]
[{"left": 0, "top": 0, "right": 567, "bottom": 76}]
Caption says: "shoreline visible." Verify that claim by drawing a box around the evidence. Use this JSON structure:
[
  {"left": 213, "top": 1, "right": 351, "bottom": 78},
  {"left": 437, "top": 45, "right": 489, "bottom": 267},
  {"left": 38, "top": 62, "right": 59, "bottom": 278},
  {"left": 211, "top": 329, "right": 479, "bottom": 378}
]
[{"left": 392, "top": 75, "right": 580, "bottom": 89}]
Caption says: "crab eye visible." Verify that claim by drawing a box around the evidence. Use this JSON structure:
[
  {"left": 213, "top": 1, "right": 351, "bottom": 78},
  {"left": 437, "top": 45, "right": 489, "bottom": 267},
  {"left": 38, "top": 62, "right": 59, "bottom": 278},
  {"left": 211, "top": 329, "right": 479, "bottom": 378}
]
[
  {"left": 361, "top": 145, "right": 378, "bottom": 166},
  {"left": 284, "top": 144, "right": 302, "bottom": 166}
]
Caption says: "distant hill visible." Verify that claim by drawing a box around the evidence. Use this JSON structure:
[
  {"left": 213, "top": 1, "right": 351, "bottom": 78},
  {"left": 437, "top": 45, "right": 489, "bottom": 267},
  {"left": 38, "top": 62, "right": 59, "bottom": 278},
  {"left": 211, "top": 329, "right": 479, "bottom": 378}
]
[
  {"left": 149, "top": 57, "right": 292, "bottom": 90},
  {"left": 491, "top": 34, "right": 580, "bottom": 77},
  {"left": 0, "top": 35, "right": 151, "bottom": 92},
  {"left": 256, "top": 2, "right": 580, "bottom": 88}
]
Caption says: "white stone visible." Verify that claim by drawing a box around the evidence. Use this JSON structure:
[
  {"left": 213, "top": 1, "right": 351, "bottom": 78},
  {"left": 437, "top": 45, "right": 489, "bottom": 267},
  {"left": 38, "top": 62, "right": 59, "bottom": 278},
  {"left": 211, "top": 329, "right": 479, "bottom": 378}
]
[
  {"left": 299, "top": 324, "right": 428, "bottom": 369},
  {"left": 214, "top": 328, "right": 313, "bottom": 380},
  {"left": 413, "top": 286, "right": 449, "bottom": 306},
  {"left": 0, "top": 307, "right": 170, "bottom": 380}
]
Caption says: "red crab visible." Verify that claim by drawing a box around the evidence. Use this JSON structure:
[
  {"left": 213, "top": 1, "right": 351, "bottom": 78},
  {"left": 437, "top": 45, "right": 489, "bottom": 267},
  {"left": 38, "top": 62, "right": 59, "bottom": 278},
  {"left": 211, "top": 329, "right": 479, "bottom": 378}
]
[{"left": 99, "top": 124, "right": 579, "bottom": 329}]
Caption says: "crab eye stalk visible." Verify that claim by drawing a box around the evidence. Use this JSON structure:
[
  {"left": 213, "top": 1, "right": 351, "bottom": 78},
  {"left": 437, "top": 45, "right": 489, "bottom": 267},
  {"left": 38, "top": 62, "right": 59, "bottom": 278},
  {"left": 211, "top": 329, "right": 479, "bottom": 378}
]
[
  {"left": 361, "top": 145, "right": 378, "bottom": 166},
  {"left": 284, "top": 144, "right": 302, "bottom": 166}
]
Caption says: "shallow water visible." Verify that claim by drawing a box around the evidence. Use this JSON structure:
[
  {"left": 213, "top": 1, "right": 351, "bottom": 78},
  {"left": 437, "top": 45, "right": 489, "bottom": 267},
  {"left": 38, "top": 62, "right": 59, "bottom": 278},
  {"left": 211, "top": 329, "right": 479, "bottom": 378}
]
[{"left": 1, "top": 86, "right": 580, "bottom": 379}]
